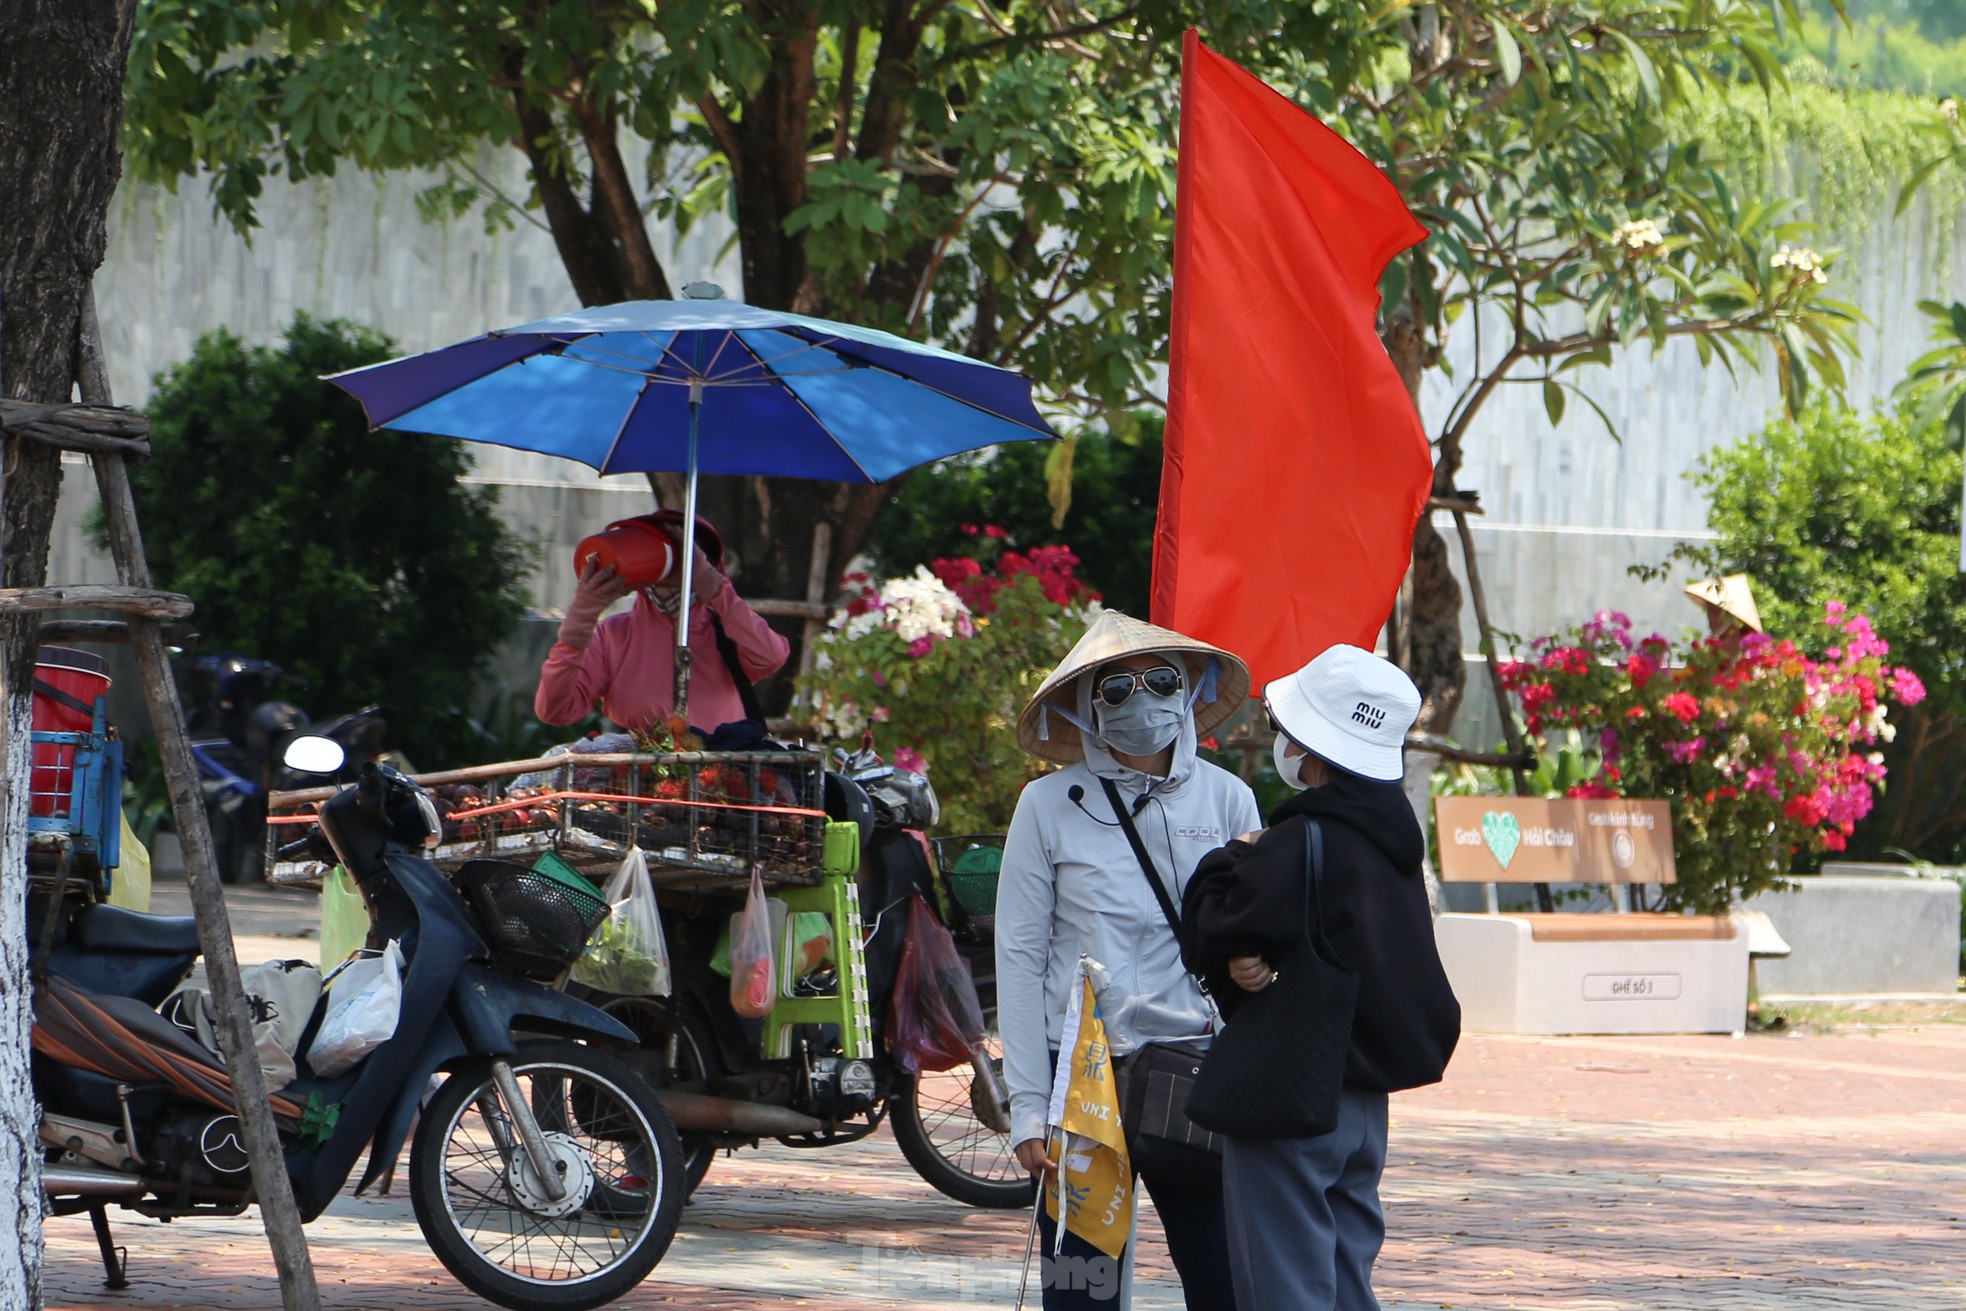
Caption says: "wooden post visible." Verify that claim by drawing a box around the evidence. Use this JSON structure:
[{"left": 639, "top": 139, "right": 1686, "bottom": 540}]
[
  {"left": 76, "top": 291, "right": 322, "bottom": 1310},
  {"left": 796, "top": 520, "right": 832, "bottom": 685},
  {"left": 1449, "top": 504, "right": 1552, "bottom": 911}
]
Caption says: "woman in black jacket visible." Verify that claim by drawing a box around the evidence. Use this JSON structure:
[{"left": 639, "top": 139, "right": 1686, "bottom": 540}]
[{"left": 1181, "top": 645, "right": 1460, "bottom": 1311}]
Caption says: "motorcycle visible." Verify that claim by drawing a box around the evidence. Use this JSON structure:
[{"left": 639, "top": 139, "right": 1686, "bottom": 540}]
[
  {"left": 177, "top": 652, "right": 393, "bottom": 883},
  {"left": 33, "top": 737, "right": 685, "bottom": 1311},
  {"left": 572, "top": 743, "right": 1036, "bottom": 1211}
]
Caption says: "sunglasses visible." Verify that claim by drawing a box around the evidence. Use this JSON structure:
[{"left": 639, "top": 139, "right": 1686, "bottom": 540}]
[
  {"left": 1097, "top": 665, "right": 1185, "bottom": 707},
  {"left": 1264, "top": 704, "right": 1299, "bottom": 743}
]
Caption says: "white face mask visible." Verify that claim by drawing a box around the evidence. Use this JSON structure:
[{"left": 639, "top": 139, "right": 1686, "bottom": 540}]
[{"left": 1273, "top": 733, "right": 1310, "bottom": 790}]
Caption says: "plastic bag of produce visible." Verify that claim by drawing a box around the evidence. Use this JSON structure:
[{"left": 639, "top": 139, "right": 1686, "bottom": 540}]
[
  {"left": 887, "top": 893, "right": 985, "bottom": 1074},
  {"left": 572, "top": 847, "right": 671, "bottom": 996},
  {"left": 729, "top": 865, "right": 777, "bottom": 1018}
]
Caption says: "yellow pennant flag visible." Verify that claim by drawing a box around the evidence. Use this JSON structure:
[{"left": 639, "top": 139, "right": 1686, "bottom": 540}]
[{"left": 1044, "top": 964, "right": 1133, "bottom": 1258}]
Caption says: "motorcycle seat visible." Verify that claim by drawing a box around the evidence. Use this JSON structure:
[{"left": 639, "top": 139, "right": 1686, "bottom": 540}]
[{"left": 73, "top": 904, "right": 202, "bottom": 956}]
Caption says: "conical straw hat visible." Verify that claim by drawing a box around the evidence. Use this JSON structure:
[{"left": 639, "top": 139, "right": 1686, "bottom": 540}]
[
  {"left": 1683, "top": 574, "right": 1763, "bottom": 634},
  {"left": 1015, "top": 610, "right": 1251, "bottom": 764}
]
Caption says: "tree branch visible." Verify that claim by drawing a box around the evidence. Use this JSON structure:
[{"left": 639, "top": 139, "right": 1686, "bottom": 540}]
[
  {"left": 936, "top": 3, "right": 1142, "bottom": 67},
  {"left": 697, "top": 94, "right": 743, "bottom": 186},
  {"left": 572, "top": 94, "right": 672, "bottom": 299},
  {"left": 832, "top": 16, "right": 862, "bottom": 162}
]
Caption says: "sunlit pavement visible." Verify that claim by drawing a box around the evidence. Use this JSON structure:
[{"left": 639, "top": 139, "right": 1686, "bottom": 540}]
[
  {"left": 43, "top": 1015, "right": 1966, "bottom": 1309},
  {"left": 52, "top": 876, "right": 1966, "bottom": 1308}
]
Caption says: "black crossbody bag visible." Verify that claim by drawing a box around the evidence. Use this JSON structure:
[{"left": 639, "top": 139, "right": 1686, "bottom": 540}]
[
  {"left": 1185, "top": 818, "right": 1359, "bottom": 1139},
  {"left": 1099, "top": 778, "right": 1224, "bottom": 1193}
]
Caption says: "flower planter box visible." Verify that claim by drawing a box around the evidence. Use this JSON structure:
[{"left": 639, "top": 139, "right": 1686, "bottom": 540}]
[{"left": 1743, "top": 867, "right": 1962, "bottom": 996}]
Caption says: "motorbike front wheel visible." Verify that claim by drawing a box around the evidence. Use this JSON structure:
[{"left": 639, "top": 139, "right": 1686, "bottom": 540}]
[
  {"left": 889, "top": 1031, "right": 1036, "bottom": 1209},
  {"left": 409, "top": 1039, "right": 683, "bottom": 1311}
]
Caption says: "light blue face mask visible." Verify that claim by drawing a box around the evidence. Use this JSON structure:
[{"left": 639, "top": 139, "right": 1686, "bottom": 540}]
[{"left": 1094, "top": 688, "right": 1186, "bottom": 756}]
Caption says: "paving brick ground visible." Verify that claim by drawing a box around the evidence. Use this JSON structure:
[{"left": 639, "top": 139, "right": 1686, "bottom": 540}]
[{"left": 41, "top": 1021, "right": 1966, "bottom": 1310}]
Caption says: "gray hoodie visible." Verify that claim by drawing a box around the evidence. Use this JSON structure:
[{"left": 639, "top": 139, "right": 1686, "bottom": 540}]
[{"left": 994, "top": 682, "right": 1261, "bottom": 1146}]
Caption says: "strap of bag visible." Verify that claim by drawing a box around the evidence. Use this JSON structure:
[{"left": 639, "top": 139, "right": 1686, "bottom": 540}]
[
  {"left": 1301, "top": 819, "right": 1340, "bottom": 959},
  {"left": 32, "top": 678, "right": 98, "bottom": 720},
  {"left": 707, "top": 612, "right": 767, "bottom": 724},
  {"left": 1100, "top": 777, "right": 1182, "bottom": 936}
]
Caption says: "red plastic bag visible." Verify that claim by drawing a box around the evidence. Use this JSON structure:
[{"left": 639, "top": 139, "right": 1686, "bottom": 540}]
[
  {"left": 729, "top": 866, "right": 777, "bottom": 1018},
  {"left": 887, "top": 893, "right": 986, "bottom": 1074}
]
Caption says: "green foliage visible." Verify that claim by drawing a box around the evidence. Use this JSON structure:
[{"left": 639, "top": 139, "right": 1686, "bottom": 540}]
[
  {"left": 121, "top": 737, "right": 173, "bottom": 848},
  {"left": 796, "top": 559, "right": 1094, "bottom": 833},
  {"left": 872, "top": 416, "right": 1162, "bottom": 616},
  {"left": 1782, "top": 4, "right": 1966, "bottom": 92},
  {"left": 1676, "top": 79, "right": 1965, "bottom": 252},
  {"left": 1657, "top": 401, "right": 1966, "bottom": 860},
  {"left": 123, "top": 0, "right": 1859, "bottom": 454},
  {"left": 126, "top": 315, "right": 537, "bottom": 767},
  {"left": 1898, "top": 298, "right": 1966, "bottom": 445}
]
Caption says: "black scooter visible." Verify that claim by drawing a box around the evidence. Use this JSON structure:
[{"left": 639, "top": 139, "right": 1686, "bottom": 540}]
[
  {"left": 34, "top": 737, "right": 684, "bottom": 1310},
  {"left": 178, "top": 652, "right": 394, "bottom": 883}
]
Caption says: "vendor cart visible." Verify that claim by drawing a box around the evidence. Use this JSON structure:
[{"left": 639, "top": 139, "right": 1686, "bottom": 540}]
[{"left": 267, "top": 745, "right": 1028, "bottom": 1209}]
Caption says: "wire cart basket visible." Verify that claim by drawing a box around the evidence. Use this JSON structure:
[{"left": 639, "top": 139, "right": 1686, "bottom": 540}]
[
  {"left": 269, "top": 750, "right": 827, "bottom": 894},
  {"left": 929, "top": 834, "right": 1004, "bottom": 945}
]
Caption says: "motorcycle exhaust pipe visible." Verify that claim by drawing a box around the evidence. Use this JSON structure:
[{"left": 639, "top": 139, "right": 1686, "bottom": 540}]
[
  {"left": 656, "top": 1089, "right": 825, "bottom": 1137},
  {"left": 43, "top": 1164, "right": 144, "bottom": 1197}
]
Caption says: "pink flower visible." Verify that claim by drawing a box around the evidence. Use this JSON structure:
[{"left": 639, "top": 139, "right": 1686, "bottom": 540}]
[
  {"left": 1627, "top": 653, "right": 1659, "bottom": 688},
  {"left": 894, "top": 746, "right": 927, "bottom": 773},
  {"left": 907, "top": 636, "right": 935, "bottom": 658},
  {"left": 1664, "top": 737, "right": 1705, "bottom": 765},
  {"left": 1663, "top": 692, "right": 1700, "bottom": 723},
  {"left": 1891, "top": 668, "right": 1927, "bottom": 706}
]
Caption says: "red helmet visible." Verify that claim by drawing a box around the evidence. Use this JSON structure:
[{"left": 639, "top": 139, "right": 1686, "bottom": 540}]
[
  {"left": 632, "top": 510, "right": 724, "bottom": 571},
  {"left": 572, "top": 511, "right": 725, "bottom": 588}
]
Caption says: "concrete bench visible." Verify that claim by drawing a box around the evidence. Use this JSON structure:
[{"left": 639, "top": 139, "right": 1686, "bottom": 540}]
[{"left": 1432, "top": 797, "right": 1749, "bottom": 1036}]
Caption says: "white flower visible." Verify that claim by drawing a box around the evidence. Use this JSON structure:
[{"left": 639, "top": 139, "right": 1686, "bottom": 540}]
[
  {"left": 875, "top": 566, "right": 971, "bottom": 643},
  {"left": 1867, "top": 752, "right": 1886, "bottom": 766},
  {"left": 1610, "top": 218, "right": 1665, "bottom": 251},
  {"left": 1771, "top": 244, "right": 1829, "bottom": 285},
  {"left": 1942, "top": 97, "right": 1960, "bottom": 127}
]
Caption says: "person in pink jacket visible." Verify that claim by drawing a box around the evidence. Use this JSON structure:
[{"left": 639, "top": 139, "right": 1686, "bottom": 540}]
[{"left": 535, "top": 512, "right": 791, "bottom": 737}]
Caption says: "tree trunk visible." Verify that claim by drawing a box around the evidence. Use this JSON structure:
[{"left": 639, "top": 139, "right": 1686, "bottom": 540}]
[
  {"left": 1384, "top": 315, "right": 1465, "bottom": 735},
  {"left": 729, "top": 9, "right": 822, "bottom": 313},
  {"left": 0, "top": 2, "right": 139, "bottom": 1301}
]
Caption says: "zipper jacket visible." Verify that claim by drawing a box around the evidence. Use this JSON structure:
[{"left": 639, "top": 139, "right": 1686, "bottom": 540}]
[{"left": 995, "top": 698, "right": 1261, "bottom": 1147}]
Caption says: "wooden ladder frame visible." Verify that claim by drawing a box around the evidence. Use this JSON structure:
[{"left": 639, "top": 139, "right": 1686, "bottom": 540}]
[{"left": 1, "top": 289, "right": 320, "bottom": 1306}]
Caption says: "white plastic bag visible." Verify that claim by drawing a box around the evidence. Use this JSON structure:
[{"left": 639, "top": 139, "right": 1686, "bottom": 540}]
[
  {"left": 306, "top": 939, "right": 405, "bottom": 1078},
  {"left": 572, "top": 847, "right": 671, "bottom": 996},
  {"left": 728, "top": 866, "right": 777, "bottom": 1018}
]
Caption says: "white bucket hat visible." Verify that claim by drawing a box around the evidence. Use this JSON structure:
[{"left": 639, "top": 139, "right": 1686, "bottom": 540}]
[
  {"left": 1264, "top": 645, "right": 1420, "bottom": 782},
  {"left": 1016, "top": 610, "right": 1250, "bottom": 764}
]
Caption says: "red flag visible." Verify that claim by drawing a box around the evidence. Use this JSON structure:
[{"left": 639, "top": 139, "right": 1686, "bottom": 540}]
[{"left": 1152, "top": 32, "right": 1432, "bottom": 691}]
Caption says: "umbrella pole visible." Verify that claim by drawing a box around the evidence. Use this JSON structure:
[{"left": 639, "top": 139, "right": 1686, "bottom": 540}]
[{"left": 673, "top": 383, "right": 703, "bottom": 722}]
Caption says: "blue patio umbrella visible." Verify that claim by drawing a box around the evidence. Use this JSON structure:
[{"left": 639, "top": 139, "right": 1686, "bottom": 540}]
[{"left": 325, "top": 293, "right": 1057, "bottom": 716}]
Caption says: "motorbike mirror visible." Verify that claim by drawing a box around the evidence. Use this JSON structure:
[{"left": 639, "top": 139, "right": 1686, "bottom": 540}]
[{"left": 282, "top": 735, "right": 347, "bottom": 776}]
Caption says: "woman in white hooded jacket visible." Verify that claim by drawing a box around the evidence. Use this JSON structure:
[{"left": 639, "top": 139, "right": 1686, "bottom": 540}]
[{"left": 997, "top": 611, "right": 1258, "bottom": 1311}]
